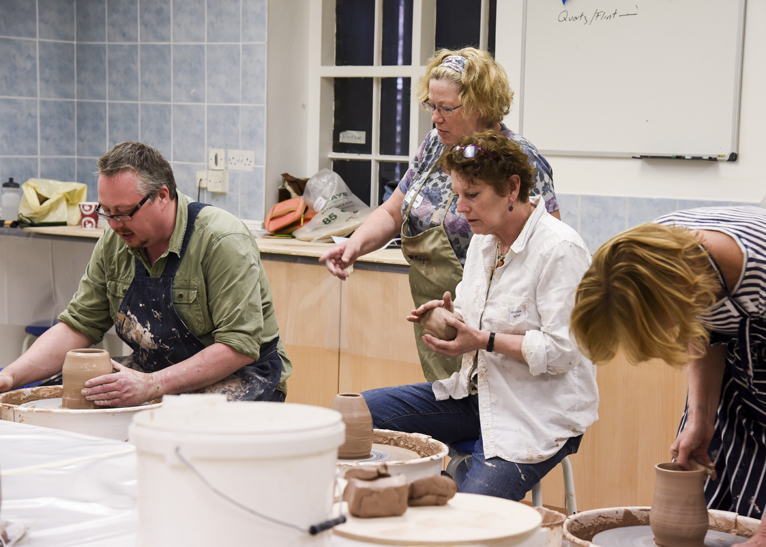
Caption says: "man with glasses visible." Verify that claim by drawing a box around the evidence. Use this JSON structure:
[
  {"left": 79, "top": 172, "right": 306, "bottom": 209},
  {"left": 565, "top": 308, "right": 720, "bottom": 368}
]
[{"left": 0, "top": 142, "right": 291, "bottom": 405}]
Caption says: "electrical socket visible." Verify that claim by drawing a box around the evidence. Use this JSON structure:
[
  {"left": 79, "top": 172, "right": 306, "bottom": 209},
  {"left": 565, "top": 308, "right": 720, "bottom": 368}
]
[
  {"left": 207, "top": 170, "right": 228, "bottom": 193},
  {"left": 196, "top": 170, "right": 209, "bottom": 189},
  {"left": 228, "top": 149, "right": 254, "bottom": 172},
  {"left": 208, "top": 148, "right": 225, "bottom": 170}
]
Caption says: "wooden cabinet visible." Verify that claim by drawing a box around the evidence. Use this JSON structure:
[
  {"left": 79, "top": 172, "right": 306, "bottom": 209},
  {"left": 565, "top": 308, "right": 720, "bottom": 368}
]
[{"left": 261, "top": 245, "right": 689, "bottom": 513}]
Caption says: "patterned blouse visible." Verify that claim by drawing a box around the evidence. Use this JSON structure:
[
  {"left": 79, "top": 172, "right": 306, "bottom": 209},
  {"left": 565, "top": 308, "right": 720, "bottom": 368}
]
[{"left": 398, "top": 123, "right": 558, "bottom": 265}]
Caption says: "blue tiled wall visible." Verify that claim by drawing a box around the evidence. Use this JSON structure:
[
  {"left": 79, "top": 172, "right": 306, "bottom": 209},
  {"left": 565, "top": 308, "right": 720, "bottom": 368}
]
[
  {"left": 559, "top": 194, "right": 761, "bottom": 254},
  {"left": 0, "top": 0, "right": 267, "bottom": 220}
]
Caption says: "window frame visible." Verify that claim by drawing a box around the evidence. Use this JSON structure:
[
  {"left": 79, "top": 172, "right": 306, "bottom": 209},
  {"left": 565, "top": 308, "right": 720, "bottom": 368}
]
[{"left": 306, "top": 0, "right": 493, "bottom": 207}]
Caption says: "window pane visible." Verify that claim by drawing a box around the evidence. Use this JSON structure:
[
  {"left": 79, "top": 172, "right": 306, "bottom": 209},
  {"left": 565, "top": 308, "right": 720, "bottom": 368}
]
[
  {"left": 436, "top": 0, "right": 500, "bottom": 52},
  {"left": 336, "top": 0, "right": 375, "bottom": 66},
  {"left": 333, "top": 160, "right": 372, "bottom": 207},
  {"left": 487, "top": 0, "right": 496, "bottom": 57},
  {"left": 379, "top": 161, "right": 409, "bottom": 205},
  {"left": 382, "top": 0, "right": 413, "bottom": 66},
  {"left": 380, "top": 77, "right": 411, "bottom": 156},
  {"left": 333, "top": 78, "right": 373, "bottom": 154}
]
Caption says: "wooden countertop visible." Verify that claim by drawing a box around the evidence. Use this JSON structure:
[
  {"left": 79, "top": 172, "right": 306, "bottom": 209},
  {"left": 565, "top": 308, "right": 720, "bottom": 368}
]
[{"left": 4, "top": 225, "right": 408, "bottom": 267}]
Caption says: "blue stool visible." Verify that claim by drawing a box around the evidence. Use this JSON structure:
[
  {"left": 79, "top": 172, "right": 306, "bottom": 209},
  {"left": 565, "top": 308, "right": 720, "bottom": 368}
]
[{"left": 445, "top": 439, "right": 578, "bottom": 515}]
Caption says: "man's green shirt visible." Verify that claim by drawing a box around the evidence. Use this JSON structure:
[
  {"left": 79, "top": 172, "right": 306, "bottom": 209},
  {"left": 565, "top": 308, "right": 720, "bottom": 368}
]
[{"left": 59, "top": 193, "right": 292, "bottom": 393}]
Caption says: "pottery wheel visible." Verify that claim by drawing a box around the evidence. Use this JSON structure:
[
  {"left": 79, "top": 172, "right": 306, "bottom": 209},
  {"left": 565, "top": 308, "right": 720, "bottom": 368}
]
[
  {"left": 19, "top": 398, "right": 151, "bottom": 410},
  {"left": 339, "top": 443, "right": 421, "bottom": 463},
  {"left": 592, "top": 525, "right": 748, "bottom": 547}
]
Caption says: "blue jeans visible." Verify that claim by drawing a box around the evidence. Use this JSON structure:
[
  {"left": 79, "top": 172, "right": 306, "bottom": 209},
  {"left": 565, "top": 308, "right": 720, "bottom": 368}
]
[{"left": 363, "top": 382, "right": 582, "bottom": 501}]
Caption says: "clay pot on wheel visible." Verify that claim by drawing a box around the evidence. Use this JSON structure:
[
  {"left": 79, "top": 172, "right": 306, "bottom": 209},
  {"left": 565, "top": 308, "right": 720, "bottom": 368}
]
[
  {"left": 330, "top": 393, "right": 373, "bottom": 460},
  {"left": 650, "top": 462, "right": 709, "bottom": 547},
  {"left": 62, "top": 349, "right": 113, "bottom": 409}
]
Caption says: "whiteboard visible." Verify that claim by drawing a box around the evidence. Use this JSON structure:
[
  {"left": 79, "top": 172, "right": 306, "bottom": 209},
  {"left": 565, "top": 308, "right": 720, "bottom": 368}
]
[{"left": 518, "top": 0, "right": 746, "bottom": 160}]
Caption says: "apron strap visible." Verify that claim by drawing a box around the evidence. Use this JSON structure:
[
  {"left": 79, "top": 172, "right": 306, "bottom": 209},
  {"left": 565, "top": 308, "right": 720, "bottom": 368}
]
[{"left": 160, "top": 201, "right": 209, "bottom": 278}]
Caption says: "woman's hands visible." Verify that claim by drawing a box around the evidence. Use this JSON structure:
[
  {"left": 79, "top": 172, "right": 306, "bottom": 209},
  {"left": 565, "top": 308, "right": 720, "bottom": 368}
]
[
  {"left": 407, "top": 292, "right": 481, "bottom": 357},
  {"left": 82, "top": 360, "right": 162, "bottom": 407},
  {"left": 407, "top": 291, "right": 455, "bottom": 323},
  {"left": 670, "top": 416, "right": 716, "bottom": 469},
  {"left": 320, "top": 239, "right": 363, "bottom": 280}
]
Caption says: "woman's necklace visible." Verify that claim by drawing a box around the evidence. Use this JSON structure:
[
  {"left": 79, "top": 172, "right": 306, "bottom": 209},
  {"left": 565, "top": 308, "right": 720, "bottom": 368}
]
[{"left": 494, "top": 206, "right": 533, "bottom": 270}]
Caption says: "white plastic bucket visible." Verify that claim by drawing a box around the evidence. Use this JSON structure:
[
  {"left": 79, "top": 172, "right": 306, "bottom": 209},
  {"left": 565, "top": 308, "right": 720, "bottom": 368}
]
[{"left": 129, "top": 395, "right": 345, "bottom": 547}]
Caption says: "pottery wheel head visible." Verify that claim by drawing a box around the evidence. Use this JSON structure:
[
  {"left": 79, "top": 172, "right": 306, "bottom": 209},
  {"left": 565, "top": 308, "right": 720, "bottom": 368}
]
[
  {"left": 340, "top": 443, "right": 421, "bottom": 463},
  {"left": 592, "top": 526, "right": 747, "bottom": 547}
]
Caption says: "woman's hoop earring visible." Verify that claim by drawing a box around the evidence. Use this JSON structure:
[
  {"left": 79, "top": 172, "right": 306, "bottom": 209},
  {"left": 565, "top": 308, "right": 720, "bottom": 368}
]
[{"left": 508, "top": 205, "right": 514, "bottom": 212}]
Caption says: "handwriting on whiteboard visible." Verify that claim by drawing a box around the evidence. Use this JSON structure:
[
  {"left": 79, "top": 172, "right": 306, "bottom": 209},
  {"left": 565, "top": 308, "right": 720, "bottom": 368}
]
[{"left": 558, "top": 5, "right": 638, "bottom": 25}]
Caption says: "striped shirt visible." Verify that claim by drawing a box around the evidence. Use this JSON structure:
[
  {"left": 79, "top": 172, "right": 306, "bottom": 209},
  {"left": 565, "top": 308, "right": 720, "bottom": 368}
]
[{"left": 655, "top": 206, "right": 766, "bottom": 335}]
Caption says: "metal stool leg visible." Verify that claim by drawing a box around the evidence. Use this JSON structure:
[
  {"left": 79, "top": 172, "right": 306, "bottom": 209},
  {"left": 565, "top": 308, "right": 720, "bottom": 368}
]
[
  {"left": 531, "top": 456, "right": 576, "bottom": 515},
  {"left": 445, "top": 448, "right": 473, "bottom": 478},
  {"left": 561, "top": 456, "right": 577, "bottom": 515}
]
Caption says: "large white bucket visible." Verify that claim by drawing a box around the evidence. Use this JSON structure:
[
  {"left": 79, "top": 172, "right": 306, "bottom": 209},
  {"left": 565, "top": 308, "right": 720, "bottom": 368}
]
[{"left": 129, "top": 395, "right": 345, "bottom": 547}]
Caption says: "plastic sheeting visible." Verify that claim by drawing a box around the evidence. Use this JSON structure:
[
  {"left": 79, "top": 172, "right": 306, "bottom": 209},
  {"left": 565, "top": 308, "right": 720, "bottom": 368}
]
[{"left": 0, "top": 421, "right": 137, "bottom": 546}]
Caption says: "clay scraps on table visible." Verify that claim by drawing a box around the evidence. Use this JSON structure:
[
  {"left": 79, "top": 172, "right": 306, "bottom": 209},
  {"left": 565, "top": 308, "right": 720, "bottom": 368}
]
[{"left": 343, "top": 464, "right": 458, "bottom": 518}]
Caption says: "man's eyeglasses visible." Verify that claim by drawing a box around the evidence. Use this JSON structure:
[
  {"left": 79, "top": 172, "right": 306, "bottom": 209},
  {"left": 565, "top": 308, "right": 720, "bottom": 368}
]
[
  {"left": 95, "top": 194, "right": 152, "bottom": 222},
  {"left": 452, "top": 144, "right": 499, "bottom": 161},
  {"left": 422, "top": 101, "right": 463, "bottom": 117}
]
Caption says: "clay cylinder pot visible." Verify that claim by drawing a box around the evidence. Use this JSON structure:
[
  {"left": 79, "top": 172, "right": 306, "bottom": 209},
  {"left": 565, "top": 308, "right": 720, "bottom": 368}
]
[
  {"left": 62, "top": 348, "right": 113, "bottom": 409},
  {"left": 330, "top": 393, "right": 373, "bottom": 460},
  {"left": 650, "top": 462, "right": 709, "bottom": 547}
]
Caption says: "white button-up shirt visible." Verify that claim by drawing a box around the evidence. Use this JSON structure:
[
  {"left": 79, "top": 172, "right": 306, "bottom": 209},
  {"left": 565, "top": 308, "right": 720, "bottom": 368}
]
[{"left": 432, "top": 197, "right": 599, "bottom": 463}]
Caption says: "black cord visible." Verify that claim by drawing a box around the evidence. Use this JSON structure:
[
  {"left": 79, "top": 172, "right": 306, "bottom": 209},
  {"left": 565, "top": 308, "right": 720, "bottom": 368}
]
[{"left": 174, "top": 447, "right": 345, "bottom": 535}]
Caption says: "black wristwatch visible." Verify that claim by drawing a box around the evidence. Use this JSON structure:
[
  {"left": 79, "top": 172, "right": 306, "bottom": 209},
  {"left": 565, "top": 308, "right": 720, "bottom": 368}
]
[{"left": 486, "top": 332, "right": 495, "bottom": 353}]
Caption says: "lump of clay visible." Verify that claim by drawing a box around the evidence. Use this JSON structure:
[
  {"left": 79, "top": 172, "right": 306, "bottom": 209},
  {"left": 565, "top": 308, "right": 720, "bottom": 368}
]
[
  {"left": 344, "top": 464, "right": 390, "bottom": 481},
  {"left": 420, "top": 307, "right": 459, "bottom": 341},
  {"left": 343, "top": 475, "right": 409, "bottom": 518},
  {"left": 407, "top": 475, "right": 458, "bottom": 507}
]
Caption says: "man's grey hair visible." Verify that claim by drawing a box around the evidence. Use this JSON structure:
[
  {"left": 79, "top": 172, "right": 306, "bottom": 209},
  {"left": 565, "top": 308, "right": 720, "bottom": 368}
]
[{"left": 97, "top": 142, "right": 177, "bottom": 200}]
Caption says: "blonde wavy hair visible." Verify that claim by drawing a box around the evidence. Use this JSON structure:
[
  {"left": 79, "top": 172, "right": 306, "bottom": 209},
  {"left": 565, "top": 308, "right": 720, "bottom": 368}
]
[
  {"left": 415, "top": 47, "right": 512, "bottom": 127},
  {"left": 570, "top": 223, "right": 720, "bottom": 367}
]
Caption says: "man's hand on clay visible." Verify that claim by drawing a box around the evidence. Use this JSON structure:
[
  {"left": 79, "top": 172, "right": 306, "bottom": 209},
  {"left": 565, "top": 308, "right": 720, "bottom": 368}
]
[
  {"left": 0, "top": 373, "right": 13, "bottom": 393},
  {"left": 82, "top": 362, "right": 160, "bottom": 407}
]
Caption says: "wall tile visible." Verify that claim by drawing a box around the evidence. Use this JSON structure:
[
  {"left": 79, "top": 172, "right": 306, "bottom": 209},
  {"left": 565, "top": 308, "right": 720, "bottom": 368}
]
[
  {"left": 41, "top": 158, "right": 77, "bottom": 182},
  {"left": 140, "top": 0, "right": 171, "bottom": 43},
  {"left": 241, "top": 105, "right": 264, "bottom": 165},
  {"left": 76, "top": 44, "right": 107, "bottom": 100},
  {"left": 207, "top": 45, "right": 240, "bottom": 104},
  {"left": 108, "top": 44, "right": 138, "bottom": 100},
  {"left": 77, "top": 101, "right": 108, "bottom": 157},
  {"left": 206, "top": 171, "right": 240, "bottom": 217},
  {"left": 76, "top": 0, "right": 106, "bottom": 42},
  {"left": 39, "top": 41, "right": 76, "bottom": 99},
  {"left": 40, "top": 100, "right": 76, "bottom": 156},
  {"left": 76, "top": 157, "right": 99, "bottom": 195},
  {"left": 39, "top": 0, "right": 76, "bottom": 41},
  {"left": 0, "top": 38, "right": 38, "bottom": 98},
  {"left": 108, "top": 102, "right": 139, "bottom": 148},
  {"left": 627, "top": 197, "right": 677, "bottom": 228},
  {"left": 555, "top": 193, "right": 579, "bottom": 232},
  {"left": 207, "top": 0, "right": 240, "bottom": 43},
  {"left": 0, "top": 0, "right": 37, "bottom": 39},
  {"left": 139, "top": 44, "right": 171, "bottom": 101},
  {"left": 0, "top": 158, "right": 38, "bottom": 186},
  {"left": 0, "top": 99, "right": 38, "bottom": 156},
  {"left": 241, "top": 43, "right": 264, "bottom": 105},
  {"left": 242, "top": 0, "right": 267, "bottom": 43},
  {"left": 173, "top": 0, "right": 205, "bottom": 43},
  {"left": 580, "top": 195, "right": 627, "bottom": 254},
  {"left": 172, "top": 104, "right": 205, "bottom": 163},
  {"left": 171, "top": 162, "right": 204, "bottom": 198},
  {"left": 678, "top": 199, "right": 731, "bottom": 211},
  {"left": 173, "top": 45, "right": 205, "bottom": 103},
  {"left": 140, "top": 103, "right": 171, "bottom": 158},
  {"left": 107, "top": 0, "right": 138, "bottom": 42},
  {"left": 207, "top": 105, "right": 239, "bottom": 149},
  {"left": 240, "top": 166, "right": 264, "bottom": 220}
]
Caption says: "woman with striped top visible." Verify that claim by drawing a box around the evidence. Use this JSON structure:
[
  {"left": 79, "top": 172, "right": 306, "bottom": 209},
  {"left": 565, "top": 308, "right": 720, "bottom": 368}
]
[{"left": 571, "top": 207, "right": 766, "bottom": 544}]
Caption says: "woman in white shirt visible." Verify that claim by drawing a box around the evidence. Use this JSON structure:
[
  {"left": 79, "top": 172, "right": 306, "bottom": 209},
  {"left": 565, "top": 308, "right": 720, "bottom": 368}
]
[{"left": 363, "top": 132, "right": 599, "bottom": 499}]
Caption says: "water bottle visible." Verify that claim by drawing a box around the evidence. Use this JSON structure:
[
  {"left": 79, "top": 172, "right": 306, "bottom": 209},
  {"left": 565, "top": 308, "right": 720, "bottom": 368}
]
[{"left": 1, "top": 178, "right": 21, "bottom": 220}]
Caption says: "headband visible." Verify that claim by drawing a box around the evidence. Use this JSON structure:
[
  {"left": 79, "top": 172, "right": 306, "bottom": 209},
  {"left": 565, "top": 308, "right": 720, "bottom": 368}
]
[{"left": 439, "top": 55, "right": 466, "bottom": 75}]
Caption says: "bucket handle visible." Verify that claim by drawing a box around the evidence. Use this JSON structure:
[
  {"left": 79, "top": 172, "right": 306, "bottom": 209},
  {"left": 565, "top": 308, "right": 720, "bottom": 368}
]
[{"left": 174, "top": 447, "right": 346, "bottom": 535}]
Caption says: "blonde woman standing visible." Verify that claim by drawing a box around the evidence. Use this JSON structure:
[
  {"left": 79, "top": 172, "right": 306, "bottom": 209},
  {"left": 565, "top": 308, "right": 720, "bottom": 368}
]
[{"left": 321, "top": 48, "right": 559, "bottom": 381}]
